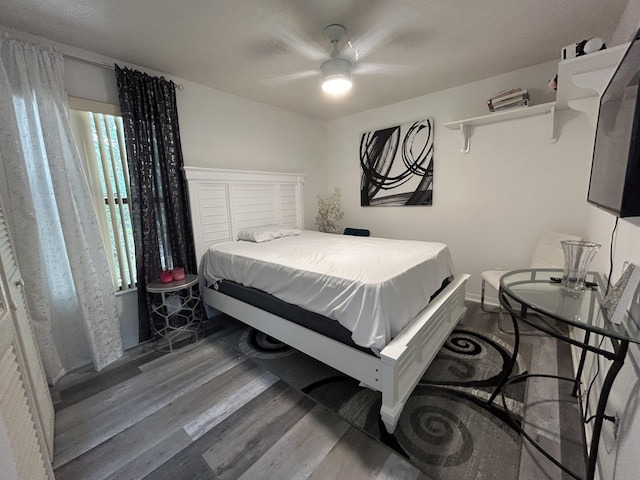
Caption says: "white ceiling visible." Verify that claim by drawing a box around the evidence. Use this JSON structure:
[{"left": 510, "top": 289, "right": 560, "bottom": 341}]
[{"left": 0, "top": 0, "right": 629, "bottom": 120}]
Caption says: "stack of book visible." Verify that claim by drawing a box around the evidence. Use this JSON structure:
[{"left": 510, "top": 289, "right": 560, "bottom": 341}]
[{"left": 487, "top": 88, "right": 529, "bottom": 112}]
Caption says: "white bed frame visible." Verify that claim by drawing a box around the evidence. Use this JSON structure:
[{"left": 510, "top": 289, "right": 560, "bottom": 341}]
[{"left": 184, "top": 167, "right": 469, "bottom": 433}]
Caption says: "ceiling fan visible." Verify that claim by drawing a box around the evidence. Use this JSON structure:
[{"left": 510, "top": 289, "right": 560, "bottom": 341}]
[
  {"left": 320, "top": 24, "right": 355, "bottom": 94},
  {"left": 262, "top": 21, "right": 414, "bottom": 95}
]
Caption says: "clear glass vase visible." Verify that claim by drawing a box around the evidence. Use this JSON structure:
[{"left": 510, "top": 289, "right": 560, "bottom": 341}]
[{"left": 561, "top": 240, "right": 601, "bottom": 295}]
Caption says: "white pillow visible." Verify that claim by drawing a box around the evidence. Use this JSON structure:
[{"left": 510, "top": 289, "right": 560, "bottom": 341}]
[{"left": 237, "top": 224, "right": 301, "bottom": 243}]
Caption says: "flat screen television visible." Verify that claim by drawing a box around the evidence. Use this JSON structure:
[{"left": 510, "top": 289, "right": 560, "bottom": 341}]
[{"left": 587, "top": 28, "right": 640, "bottom": 217}]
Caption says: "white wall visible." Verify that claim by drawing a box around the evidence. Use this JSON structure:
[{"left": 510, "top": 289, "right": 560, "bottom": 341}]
[
  {"left": 116, "top": 292, "right": 139, "bottom": 350},
  {"left": 326, "top": 61, "right": 593, "bottom": 302},
  {"left": 176, "top": 79, "right": 327, "bottom": 221}
]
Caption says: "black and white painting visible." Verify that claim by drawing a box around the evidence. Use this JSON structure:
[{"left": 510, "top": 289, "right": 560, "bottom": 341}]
[{"left": 360, "top": 118, "right": 434, "bottom": 206}]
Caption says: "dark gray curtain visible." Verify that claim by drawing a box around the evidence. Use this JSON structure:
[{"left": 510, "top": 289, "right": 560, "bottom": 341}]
[{"left": 115, "top": 65, "right": 196, "bottom": 342}]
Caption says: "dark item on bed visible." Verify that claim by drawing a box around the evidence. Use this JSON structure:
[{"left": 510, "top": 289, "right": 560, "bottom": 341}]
[{"left": 343, "top": 227, "right": 370, "bottom": 236}]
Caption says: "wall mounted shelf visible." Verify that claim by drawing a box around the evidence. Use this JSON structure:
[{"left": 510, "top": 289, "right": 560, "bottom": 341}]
[
  {"left": 556, "top": 43, "right": 628, "bottom": 126},
  {"left": 444, "top": 43, "right": 629, "bottom": 153},
  {"left": 443, "top": 102, "right": 556, "bottom": 153}
]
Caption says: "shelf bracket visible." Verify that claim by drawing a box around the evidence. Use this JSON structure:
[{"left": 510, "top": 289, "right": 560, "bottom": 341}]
[
  {"left": 459, "top": 124, "right": 470, "bottom": 154},
  {"left": 548, "top": 105, "right": 557, "bottom": 143},
  {"left": 565, "top": 69, "right": 608, "bottom": 127},
  {"left": 568, "top": 97, "right": 600, "bottom": 128}
]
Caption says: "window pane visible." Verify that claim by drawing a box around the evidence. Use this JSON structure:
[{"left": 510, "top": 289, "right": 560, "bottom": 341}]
[{"left": 71, "top": 110, "right": 137, "bottom": 291}]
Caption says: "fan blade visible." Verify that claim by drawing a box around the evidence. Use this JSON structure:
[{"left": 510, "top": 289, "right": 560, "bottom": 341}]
[
  {"left": 254, "top": 18, "right": 329, "bottom": 63},
  {"left": 343, "top": 6, "right": 416, "bottom": 61},
  {"left": 353, "top": 62, "right": 416, "bottom": 76},
  {"left": 276, "top": 30, "right": 329, "bottom": 63},
  {"left": 262, "top": 70, "right": 318, "bottom": 87}
]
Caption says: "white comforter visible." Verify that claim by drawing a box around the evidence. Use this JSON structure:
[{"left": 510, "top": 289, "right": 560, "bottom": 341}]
[{"left": 201, "top": 230, "right": 454, "bottom": 351}]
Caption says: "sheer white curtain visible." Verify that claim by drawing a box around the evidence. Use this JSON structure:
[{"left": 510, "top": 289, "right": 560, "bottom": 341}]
[{"left": 0, "top": 35, "right": 123, "bottom": 384}]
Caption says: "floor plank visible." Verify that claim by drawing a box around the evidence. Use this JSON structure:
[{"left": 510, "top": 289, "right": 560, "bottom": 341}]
[
  {"left": 148, "top": 455, "right": 215, "bottom": 480},
  {"left": 183, "top": 369, "right": 279, "bottom": 441},
  {"left": 142, "top": 381, "right": 314, "bottom": 480},
  {"left": 54, "top": 341, "right": 241, "bottom": 467},
  {"left": 55, "top": 360, "right": 269, "bottom": 480},
  {"left": 104, "top": 429, "right": 193, "bottom": 480},
  {"left": 376, "top": 453, "right": 426, "bottom": 480},
  {"left": 53, "top": 350, "right": 160, "bottom": 411},
  {"left": 51, "top": 344, "right": 157, "bottom": 393},
  {"left": 194, "top": 382, "right": 317, "bottom": 480},
  {"left": 307, "top": 426, "right": 393, "bottom": 480},
  {"left": 234, "top": 404, "right": 350, "bottom": 480},
  {"left": 56, "top": 339, "right": 232, "bottom": 430}
]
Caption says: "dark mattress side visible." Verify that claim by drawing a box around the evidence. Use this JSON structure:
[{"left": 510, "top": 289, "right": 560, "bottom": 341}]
[{"left": 215, "top": 276, "right": 452, "bottom": 356}]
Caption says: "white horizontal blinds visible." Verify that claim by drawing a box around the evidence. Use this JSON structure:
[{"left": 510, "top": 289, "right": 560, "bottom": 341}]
[
  {"left": 199, "top": 184, "right": 231, "bottom": 246},
  {"left": 70, "top": 110, "right": 137, "bottom": 291},
  {"left": 231, "top": 184, "right": 279, "bottom": 231}
]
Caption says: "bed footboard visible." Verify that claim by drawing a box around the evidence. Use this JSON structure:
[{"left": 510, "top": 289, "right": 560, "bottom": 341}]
[
  {"left": 378, "top": 274, "right": 469, "bottom": 433},
  {"left": 202, "top": 274, "right": 469, "bottom": 435}
]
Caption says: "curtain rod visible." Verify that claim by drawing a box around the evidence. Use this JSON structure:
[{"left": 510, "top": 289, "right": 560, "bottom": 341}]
[{"left": 62, "top": 53, "right": 184, "bottom": 90}]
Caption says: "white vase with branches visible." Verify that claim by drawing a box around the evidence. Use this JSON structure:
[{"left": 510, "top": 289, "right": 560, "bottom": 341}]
[{"left": 315, "top": 187, "right": 344, "bottom": 234}]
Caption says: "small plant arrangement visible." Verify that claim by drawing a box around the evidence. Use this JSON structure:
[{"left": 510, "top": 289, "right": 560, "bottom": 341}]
[{"left": 315, "top": 187, "right": 344, "bottom": 234}]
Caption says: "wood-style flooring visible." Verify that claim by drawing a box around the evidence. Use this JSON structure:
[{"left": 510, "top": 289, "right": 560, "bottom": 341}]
[{"left": 50, "top": 302, "right": 584, "bottom": 480}]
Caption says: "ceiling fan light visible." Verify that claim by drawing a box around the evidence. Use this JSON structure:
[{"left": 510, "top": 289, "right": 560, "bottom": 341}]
[
  {"left": 322, "top": 77, "right": 352, "bottom": 94},
  {"left": 321, "top": 57, "right": 352, "bottom": 95}
]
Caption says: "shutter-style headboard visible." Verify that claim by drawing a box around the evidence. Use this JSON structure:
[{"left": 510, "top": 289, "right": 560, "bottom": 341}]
[{"left": 183, "top": 167, "right": 306, "bottom": 264}]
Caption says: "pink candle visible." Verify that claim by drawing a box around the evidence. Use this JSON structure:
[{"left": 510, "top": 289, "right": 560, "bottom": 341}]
[
  {"left": 159, "top": 270, "right": 173, "bottom": 283},
  {"left": 172, "top": 267, "right": 185, "bottom": 281}
]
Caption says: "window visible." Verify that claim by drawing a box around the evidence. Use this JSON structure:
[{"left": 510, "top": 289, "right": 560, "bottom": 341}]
[{"left": 70, "top": 104, "right": 137, "bottom": 291}]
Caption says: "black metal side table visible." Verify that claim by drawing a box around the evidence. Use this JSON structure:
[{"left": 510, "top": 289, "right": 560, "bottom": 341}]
[
  {"left": 489, "top": 268, "right": 640, "bottom": 480},
  {"left": 147, "top": 274, "right": 202, "bottom": 352}
]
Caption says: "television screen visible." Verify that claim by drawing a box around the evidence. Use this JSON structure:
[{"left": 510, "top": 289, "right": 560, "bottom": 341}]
[{"left": 587, "top": 30, "right": 640, "bottom": 217}]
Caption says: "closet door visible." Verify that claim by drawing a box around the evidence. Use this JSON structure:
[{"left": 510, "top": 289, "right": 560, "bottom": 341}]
[
  {"left": 0, "top": 300, "right": 53, "bottom": 479},
  {"left": 0, "top": 199, "right": 54, "bottom": 467}
]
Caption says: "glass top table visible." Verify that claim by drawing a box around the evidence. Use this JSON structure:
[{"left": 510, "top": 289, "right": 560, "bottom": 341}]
[
  {"left": 500, "top": 268, "right": 640, "bottom": 345},
  {"left": 494, "top": 268, "right": 637, "bottom": 480}
]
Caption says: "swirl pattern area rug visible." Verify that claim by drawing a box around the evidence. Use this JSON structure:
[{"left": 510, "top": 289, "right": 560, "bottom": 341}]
[{"left": 221, "top": 325, "right": 527, "bottom": 480}]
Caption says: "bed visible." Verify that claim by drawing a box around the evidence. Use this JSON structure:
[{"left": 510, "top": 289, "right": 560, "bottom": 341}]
[{"left": 185, "top": 167, "right": 469, "bottom": 433}]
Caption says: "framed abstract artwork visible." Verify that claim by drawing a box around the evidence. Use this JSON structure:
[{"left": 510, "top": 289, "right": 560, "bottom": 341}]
[{"left": 360, "top": 118, "right": 434, "bottom": 206}]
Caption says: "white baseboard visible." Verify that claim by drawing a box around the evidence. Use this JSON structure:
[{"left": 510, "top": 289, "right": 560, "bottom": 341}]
[{"left": 465, "top": 292, "right": 499, "bottom": 308}]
